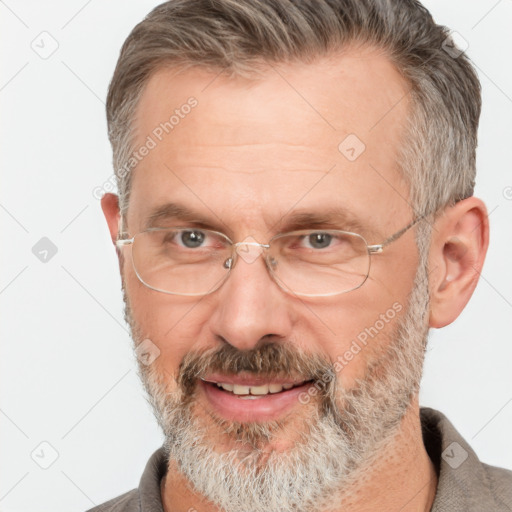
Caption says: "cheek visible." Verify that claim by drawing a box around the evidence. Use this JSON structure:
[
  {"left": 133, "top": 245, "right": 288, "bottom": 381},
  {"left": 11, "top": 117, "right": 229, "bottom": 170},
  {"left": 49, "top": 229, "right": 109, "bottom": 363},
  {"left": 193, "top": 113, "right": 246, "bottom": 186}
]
[
  {"left": 123, "top": 265, "right": 212, "bottom": 373},
  {"left": 371, "top": 244, "right": 419, "bottom": 301},
  {"left": 303, "top": 282, "right": 411, "bottom": 387}
]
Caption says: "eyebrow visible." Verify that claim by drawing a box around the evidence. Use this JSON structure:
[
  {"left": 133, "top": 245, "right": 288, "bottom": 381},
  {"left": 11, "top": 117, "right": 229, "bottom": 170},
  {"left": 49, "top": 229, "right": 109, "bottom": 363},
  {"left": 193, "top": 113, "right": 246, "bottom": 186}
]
[
  {"left": 144, "top": 202, "right": 379, "bottom": 239},
  {"left": 144, "top": 202, "right": 226, "bottom": 232},
  {"left": 278, "top": 208, "right": 378, "bottom": 239}
]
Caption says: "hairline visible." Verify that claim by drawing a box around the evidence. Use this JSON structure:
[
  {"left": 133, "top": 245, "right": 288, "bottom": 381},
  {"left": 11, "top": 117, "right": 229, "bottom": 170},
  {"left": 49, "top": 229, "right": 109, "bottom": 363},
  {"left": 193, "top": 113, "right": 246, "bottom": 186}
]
[{"left": 118, "top": 43, "right": 418, "bottom": 223}]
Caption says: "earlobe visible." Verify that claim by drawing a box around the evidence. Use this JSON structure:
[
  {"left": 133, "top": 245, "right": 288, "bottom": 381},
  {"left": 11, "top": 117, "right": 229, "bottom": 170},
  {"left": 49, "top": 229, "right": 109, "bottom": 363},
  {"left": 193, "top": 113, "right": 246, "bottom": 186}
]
[
  {"left": 428, "top": 197, "right": 489, "bottom": 328},
  {"left": 101, "top": 193, "right": 121, "bottom": 244}
]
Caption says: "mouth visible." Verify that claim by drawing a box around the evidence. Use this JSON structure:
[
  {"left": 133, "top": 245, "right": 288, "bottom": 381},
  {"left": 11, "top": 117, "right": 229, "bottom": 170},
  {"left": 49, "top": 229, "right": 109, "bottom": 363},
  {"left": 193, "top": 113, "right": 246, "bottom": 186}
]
[{"left": 199, "top": 375, "right": 315, "bottom": 422}]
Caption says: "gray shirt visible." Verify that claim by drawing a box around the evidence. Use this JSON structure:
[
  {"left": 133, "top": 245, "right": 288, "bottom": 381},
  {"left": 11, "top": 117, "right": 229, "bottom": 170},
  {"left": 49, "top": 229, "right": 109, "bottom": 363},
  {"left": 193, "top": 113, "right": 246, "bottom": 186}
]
[{"left": 87, "top": 407, "right": 512, "bottom": 511}]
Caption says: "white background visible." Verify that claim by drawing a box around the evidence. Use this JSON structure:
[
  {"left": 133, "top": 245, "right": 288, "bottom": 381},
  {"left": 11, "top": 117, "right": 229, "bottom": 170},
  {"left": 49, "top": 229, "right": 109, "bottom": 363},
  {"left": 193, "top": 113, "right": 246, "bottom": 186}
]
[{"left": 1, "top": 1, "right": 511, "bottom": 510}]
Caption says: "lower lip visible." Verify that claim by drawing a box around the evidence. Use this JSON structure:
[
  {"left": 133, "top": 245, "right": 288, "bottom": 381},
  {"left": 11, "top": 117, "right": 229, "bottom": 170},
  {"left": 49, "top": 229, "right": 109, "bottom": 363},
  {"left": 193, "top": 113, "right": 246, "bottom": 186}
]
[{"left": 200, "top": 379, "right": 314, "bottom": 422}]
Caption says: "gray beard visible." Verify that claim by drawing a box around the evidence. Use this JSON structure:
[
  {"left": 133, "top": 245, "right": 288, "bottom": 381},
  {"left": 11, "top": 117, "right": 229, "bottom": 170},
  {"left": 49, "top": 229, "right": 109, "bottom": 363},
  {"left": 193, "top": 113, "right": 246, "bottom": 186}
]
[{"left": 124, "top": 259, "right": 430, "bottom": 512}]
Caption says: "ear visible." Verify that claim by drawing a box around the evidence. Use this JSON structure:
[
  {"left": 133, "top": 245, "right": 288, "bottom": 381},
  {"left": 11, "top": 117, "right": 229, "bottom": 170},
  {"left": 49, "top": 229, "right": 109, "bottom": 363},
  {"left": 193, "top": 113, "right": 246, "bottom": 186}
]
[
  {"left": 101, "top": 193, "right": 121, "bottom": 244},
  {"left": 428, "top": 197, "right": 489, "bottom": 328}
]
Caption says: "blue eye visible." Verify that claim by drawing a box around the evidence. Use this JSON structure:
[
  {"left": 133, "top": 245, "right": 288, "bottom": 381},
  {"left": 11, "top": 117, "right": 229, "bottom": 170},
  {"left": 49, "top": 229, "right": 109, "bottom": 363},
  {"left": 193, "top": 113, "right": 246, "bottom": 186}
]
[
  {"left": 306, "top": 233, "right": 332, "bottom": 249},
  {"left": 179, "top": 230, "right": 206, "bottom": 248}
]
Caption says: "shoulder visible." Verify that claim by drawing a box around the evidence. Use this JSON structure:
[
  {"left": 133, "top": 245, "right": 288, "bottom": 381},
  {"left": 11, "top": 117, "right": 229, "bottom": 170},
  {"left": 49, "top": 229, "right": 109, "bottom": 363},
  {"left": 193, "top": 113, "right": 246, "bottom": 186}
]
[
  {"left": 481, "top": 462, "right": 512, "bottom": 509},
  {"left": 86, "top": 489, "right": 139, "bottom": 512},
  {"left": 421, "top": 407, "right": 512, "bottom": 511},
  {"left": 85, "top": 446, "right": 168, "bottom": 512}
]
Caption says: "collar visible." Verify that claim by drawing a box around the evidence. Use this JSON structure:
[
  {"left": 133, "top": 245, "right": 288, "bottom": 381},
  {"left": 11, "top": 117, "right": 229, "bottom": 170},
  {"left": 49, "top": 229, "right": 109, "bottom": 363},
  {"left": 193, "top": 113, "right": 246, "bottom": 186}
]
[{"left": 135, "top": 407, "right": 510, "bottom": 511}]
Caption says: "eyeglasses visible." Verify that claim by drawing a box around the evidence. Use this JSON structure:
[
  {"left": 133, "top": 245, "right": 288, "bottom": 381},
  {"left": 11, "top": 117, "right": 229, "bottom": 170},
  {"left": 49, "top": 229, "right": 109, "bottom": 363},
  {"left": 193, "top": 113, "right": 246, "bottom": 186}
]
[{"left": 116, "top": 216, "right": 424, "bottom": 297}]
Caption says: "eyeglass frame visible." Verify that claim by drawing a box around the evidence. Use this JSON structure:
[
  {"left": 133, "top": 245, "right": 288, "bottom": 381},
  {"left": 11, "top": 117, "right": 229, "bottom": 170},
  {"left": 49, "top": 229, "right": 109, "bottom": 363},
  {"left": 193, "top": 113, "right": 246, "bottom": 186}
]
[{"left": 115, "top": 214, "right": 426, "bottom": 298}]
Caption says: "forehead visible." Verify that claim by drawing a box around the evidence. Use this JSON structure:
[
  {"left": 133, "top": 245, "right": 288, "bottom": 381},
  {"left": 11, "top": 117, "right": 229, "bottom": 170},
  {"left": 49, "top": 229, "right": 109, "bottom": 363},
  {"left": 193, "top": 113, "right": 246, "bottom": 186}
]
[{"left": 127, "top": 46, "right": 411, "bottom": 237}]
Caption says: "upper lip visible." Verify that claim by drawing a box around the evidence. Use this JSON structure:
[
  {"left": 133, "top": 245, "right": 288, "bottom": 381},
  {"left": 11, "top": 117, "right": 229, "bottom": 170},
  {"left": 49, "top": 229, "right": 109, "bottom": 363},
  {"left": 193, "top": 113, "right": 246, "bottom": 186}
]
[{"left": 201, "top": 372, "right": 311, "bottom": 387}]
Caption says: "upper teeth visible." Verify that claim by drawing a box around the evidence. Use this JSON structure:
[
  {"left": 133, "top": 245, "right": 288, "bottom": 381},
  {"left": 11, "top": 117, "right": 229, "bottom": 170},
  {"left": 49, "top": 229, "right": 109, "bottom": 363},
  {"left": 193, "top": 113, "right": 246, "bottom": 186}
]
[{"left": 216, "top": 382, "right": 303, "bottom": 395}]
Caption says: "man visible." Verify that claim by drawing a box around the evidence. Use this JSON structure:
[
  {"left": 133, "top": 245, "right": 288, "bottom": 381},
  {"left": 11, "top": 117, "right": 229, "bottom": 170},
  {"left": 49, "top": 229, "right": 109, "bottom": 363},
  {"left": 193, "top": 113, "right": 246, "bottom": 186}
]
[{"left": 92, "top": 0, "right": 512, "bottom": 511}]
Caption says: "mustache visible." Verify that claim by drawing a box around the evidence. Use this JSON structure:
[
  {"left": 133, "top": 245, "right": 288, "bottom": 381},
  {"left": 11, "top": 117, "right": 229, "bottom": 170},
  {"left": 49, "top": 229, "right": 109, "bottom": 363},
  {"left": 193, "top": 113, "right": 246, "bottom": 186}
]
[{"left": 176, "top": 341, "right": 337, "bottom": 398}]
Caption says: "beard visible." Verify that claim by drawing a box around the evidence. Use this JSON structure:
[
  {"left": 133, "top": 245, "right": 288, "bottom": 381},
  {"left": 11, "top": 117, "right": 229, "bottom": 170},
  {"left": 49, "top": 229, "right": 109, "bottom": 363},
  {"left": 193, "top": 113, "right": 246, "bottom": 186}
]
[{"left": 122, "top": 254, "right": 430, "bottom": 512}]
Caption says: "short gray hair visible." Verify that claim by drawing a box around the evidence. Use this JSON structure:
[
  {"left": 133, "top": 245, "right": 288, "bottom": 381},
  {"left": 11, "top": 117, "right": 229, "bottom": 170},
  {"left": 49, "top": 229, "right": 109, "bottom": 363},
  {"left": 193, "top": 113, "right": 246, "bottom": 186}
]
[{"left": 106, "top": 0, "right": 481, "bottom": 223}]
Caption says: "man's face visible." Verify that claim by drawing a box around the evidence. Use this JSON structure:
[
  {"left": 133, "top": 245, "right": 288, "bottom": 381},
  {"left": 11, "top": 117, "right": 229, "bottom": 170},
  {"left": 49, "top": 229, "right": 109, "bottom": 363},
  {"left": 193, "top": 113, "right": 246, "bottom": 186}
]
[{"left": 118, "top": 47, "right": 429, "bottom": 511}]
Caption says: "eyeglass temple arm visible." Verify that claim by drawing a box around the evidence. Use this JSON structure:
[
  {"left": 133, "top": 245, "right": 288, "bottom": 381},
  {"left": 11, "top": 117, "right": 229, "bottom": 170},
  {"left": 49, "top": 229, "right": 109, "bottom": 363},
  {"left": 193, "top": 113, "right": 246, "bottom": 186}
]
[
  {"left": 116, "top": 238, "right": 133, "bottom": 247},
  {"left": 367, "top": 214, "right": 426, "bottom": 254},
  {"left": 115, "top": 216, "right": 133, "bottom": 247}
]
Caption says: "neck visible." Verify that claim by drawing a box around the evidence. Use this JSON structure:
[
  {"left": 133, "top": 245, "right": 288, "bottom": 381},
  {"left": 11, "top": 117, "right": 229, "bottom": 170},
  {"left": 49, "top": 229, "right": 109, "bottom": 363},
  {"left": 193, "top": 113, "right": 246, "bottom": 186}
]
[{"left": 161, "top": 399, "right": 438, "bottom": 512}]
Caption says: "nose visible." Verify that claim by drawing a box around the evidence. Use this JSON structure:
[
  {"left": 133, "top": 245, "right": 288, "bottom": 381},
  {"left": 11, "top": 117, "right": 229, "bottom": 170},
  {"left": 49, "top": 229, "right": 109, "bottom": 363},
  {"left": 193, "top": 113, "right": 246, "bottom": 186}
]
[{"left": 208, "top": 245, "right": 293, "bottom": 351}]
